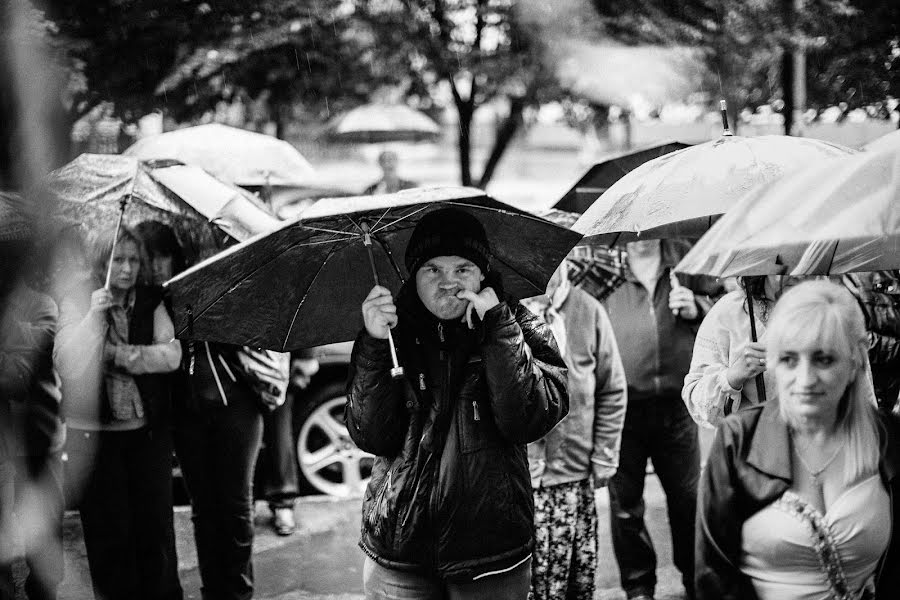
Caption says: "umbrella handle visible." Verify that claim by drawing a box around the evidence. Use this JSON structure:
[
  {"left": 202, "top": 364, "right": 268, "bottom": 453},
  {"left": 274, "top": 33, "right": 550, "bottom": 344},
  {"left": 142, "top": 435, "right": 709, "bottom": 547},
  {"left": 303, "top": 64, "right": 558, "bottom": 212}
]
[
  {"left": 746, "top": 291, "right": 767, "bottom": 405},
  {"left": 361, "top": 221, "right": 405, "bottom": 379},
  {"left": 720, "top": 100, "right": 733, "bottom": 137},
  {"left": 104, "top": 197, "right": 129, "bottom": 289}
]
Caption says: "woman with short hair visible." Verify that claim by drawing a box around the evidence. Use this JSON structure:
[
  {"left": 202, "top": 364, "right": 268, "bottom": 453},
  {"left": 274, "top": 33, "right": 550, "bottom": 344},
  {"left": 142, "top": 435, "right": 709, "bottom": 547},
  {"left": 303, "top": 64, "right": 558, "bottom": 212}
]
[{"left": 696, "top": 280, "right": 900, "bottom": 599}]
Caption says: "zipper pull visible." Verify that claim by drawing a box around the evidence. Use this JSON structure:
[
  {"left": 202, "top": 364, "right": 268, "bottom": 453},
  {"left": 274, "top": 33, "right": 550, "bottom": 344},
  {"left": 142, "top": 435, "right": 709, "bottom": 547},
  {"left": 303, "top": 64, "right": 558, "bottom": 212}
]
[
  {"left": 419, "top": 373, "right": 426, "bottom": 391},
  {"left": 472, "top": 400, "right": 481, "bottom": 421},
  {"left": 438, "top": 322, "right": 445, "bottom": 342}
]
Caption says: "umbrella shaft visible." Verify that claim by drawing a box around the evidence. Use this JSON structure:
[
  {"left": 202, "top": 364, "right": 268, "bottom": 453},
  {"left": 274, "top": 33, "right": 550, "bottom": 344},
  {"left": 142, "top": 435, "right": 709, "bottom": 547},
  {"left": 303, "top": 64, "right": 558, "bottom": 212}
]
[{"left": 104, "top": 205, "right": 127, "bottom": 289}]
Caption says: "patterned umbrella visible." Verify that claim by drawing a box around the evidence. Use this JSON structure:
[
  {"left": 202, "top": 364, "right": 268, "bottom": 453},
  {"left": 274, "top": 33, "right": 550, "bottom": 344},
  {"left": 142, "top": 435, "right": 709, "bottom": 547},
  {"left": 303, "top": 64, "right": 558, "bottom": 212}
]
[
  {"left": 573, "top": 134, "right": 857, "bottom": 246},
  {"left": 322, "top": 103, "right": 442, "bottom": 144},
  {"left": 39, "top": 154, "right": 279, "bottom": 268},
  {"left": 125, "top": 124, "right": 317, "bottom": 187}
]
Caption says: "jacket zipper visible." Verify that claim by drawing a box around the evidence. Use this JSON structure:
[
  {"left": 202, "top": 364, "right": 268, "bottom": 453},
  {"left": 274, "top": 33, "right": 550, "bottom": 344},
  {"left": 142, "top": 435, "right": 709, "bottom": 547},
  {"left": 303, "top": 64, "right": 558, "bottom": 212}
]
[
  {"left": 429, "top": 342, "right": 451, "bottom": 571},
  {"left": 647, "top": 281, "right": 661, "bottom": 396}
]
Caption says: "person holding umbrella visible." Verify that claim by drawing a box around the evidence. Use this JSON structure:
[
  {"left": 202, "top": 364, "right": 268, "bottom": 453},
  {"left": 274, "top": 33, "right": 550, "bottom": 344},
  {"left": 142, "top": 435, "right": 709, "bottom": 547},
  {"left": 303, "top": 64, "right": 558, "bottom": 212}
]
[
  {"left": 347, "top": 208, "right": 569, "bottom": 599},
  {"left": 54, "top": 227, "right": 183, "bottom": 600},
  {"left": 696, "top": 280, "right": 900, "bottom": 599}
]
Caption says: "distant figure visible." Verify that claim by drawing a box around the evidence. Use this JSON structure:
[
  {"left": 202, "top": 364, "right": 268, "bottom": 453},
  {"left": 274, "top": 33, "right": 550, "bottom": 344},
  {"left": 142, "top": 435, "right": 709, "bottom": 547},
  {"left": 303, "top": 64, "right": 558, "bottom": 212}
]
[
  {"left": 363, "top": 150, "right": 417, "bottom": 195},
  {"left": 696, "top": 280, "right": 900, "bottom": 599}
]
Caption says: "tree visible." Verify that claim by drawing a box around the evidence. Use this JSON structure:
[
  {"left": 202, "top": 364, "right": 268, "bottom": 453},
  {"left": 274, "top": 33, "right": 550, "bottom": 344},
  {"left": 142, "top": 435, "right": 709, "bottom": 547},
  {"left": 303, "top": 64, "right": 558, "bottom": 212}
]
[{"left": 352, "top": 0, "right": 569, "bottom": 188}]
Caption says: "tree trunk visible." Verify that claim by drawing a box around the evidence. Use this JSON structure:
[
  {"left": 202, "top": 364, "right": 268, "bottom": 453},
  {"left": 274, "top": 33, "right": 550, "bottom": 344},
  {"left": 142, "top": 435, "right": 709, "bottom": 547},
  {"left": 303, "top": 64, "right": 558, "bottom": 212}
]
[
  {"left": 782, "top": 47, "right": 795, "bottom": 136},
  {"left": 456, "top": 104, "right": 473, "bottom": 186},
  {"left": 476, "top": 96, "right": 525, "bottom": 188}
]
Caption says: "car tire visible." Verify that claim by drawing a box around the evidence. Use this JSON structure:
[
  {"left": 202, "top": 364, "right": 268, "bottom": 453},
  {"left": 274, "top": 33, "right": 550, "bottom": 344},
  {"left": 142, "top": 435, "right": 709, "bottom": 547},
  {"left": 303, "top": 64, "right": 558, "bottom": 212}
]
[{"left": 292, "top": 380, "right": 373, "bottom": 497}]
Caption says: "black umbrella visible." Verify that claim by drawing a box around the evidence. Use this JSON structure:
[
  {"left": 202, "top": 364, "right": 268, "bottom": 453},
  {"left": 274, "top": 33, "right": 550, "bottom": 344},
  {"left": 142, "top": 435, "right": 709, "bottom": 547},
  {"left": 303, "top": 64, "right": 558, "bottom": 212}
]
[{"left": 165, "top": 187, "right": 582, "bottom": 366}]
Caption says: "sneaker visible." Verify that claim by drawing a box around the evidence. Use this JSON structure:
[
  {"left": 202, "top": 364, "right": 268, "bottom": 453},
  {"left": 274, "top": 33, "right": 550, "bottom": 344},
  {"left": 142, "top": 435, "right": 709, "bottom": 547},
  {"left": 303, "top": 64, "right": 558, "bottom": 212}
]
[{"left": 272, "top": 507, "right": 296, "bottom": 536}]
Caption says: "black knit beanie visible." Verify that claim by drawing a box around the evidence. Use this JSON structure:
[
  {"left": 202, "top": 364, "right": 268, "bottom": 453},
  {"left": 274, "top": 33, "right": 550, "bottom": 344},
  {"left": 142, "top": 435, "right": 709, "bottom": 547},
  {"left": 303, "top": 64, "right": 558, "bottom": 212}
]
[{"left": 405, "top": 207, "right": 492, "bottom": 276}]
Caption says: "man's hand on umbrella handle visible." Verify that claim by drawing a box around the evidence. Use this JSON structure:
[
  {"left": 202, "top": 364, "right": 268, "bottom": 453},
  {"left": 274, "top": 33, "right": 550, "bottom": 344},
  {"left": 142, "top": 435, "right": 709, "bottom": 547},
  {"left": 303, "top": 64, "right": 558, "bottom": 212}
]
[
  {"left": 362, "top": 285, "right": 398, "bottom": 340},
  {"left": 726, "top": 341, "right": 767, "bottom": 389},
  {"left": 457, "top": 287, "right": 499, "bottom": 329},
  {"left": 90, "top": 288, "right": 113, "bottom": 314},
  {"left": 668, "top": 286, "right": 698, "bottom": 320}
]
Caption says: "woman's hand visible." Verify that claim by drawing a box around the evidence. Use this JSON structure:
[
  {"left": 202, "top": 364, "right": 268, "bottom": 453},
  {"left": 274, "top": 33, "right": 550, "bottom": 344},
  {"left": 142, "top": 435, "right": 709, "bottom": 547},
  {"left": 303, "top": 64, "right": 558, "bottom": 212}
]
[
  {"left": 89, "top": 288, "right": 112, "bottom": 314},
  {"left": 726, "top": 341, "right": 767, "bottom": 389},
  {"left": 362, "top": 285, "right": 397, "bottom": 340}
]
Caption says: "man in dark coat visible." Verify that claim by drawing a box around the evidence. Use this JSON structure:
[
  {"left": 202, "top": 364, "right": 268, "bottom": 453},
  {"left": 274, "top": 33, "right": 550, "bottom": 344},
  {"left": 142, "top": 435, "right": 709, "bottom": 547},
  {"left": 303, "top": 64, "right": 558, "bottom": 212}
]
[{"left": 346, "top": 208, "right": 569, "bottom": 599}]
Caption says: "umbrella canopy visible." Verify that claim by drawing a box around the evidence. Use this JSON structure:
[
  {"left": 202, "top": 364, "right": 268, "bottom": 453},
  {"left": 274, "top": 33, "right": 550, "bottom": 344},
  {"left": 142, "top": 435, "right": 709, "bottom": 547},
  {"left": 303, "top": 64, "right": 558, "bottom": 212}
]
[
  {"left": 553, "top": 141, "right": 691, "bottom": 214},
  {"left": 124, "top": 124, "right": 317, "bottom": 187},
  {"left": 863, "top": 129, "right": 900, "bottom": 153},
  {"left": 40, "top": 154, "right": 279, "bottom": 262},
  {"left": 323, "top": 103, "right": 442, "bottom": 144},
  {"left": 675, "top": 144, "right": 900, "bottom": 278},
  {"left": 573, "top": 135, "right": 856, "bottom": 246},
  {"left": 165, "top": 187, "right": 582, "bottom": 351}
]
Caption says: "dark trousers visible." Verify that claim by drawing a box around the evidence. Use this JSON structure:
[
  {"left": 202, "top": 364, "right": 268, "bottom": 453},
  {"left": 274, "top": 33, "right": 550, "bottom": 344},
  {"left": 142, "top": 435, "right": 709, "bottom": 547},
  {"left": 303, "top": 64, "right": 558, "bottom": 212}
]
[
  {"left": 259, "top": 390, "right": 299, "bottom": 509},
  {"left": 67, "top": 427, "right": 182, "bottom": 600},
  {"left": 0, "top": 453, "right": 65, "bottom": 600},
  {"left": 174, "top": 391, "right": 263, "bottom": 600},
  {"left": 608, "top": 397, "right": 699, "bottom": 599}
]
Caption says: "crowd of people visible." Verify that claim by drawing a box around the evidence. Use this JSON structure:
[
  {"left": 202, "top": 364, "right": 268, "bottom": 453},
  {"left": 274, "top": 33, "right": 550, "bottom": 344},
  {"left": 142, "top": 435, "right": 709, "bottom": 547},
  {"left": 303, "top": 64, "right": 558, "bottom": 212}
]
[{"left": 2, "top": 194, "right": 900, "bottom": 600}]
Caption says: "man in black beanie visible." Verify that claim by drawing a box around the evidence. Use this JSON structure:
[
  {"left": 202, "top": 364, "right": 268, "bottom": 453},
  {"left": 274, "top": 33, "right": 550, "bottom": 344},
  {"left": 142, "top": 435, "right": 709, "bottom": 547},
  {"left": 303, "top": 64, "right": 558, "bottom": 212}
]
[{"left": 345, "top": 207, "right": 569, "bottom": 599}]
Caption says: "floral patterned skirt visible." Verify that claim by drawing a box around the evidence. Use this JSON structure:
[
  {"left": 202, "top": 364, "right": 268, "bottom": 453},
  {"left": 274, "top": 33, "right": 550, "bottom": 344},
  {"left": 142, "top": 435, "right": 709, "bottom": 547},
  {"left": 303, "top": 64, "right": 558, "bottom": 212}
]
[{"left": 529, "top": 478, "right": 597, "bottom": 600}]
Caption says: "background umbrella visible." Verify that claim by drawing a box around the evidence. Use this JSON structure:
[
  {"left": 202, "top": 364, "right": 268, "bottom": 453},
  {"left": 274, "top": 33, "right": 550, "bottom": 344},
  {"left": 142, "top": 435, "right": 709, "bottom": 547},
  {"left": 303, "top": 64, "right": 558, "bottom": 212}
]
[
  {"left": 573, "top": 130, "right": 856, "bottom": 246},
  {"left": 39, "top": 154, "right": 279, "bottom": 271},
  {"left": 553, "top": 141, "right": 691, "bottom": 214},
  {"left": 124, "top": 123, "right": 317, "bottom": 188},
  {"left": 675, "top": 144, "right": 900, "bottom": 279},
  {"left": 165, "top": 186, "right": 582, "bottom": 354},
  {"left": 538, "top": 208, "right": 626, "bottom": 302},
  {"left": 322, "top": 103, "right": 442, "bottom": 144}
]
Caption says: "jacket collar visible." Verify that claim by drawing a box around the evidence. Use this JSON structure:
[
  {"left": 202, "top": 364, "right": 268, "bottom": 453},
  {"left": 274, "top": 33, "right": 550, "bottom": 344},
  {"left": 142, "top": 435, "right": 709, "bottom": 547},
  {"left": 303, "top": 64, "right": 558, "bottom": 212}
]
[
  {"left": 746, "top": 400, "right": 793, "bottom": 481},
  {"left": 747, "top": 398, "right": 900, "bottom": 484}
]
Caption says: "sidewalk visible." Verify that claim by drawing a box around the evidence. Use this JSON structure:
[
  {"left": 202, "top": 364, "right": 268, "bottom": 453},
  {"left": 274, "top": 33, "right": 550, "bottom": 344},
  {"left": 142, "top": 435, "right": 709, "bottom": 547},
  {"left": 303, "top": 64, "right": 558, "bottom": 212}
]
[{"left": 56, "top": 476, "right": 686, "bottom": 600}]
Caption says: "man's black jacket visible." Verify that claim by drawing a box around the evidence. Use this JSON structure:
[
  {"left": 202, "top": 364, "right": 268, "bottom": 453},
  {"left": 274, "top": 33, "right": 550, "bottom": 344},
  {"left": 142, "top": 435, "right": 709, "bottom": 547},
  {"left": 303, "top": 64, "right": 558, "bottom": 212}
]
[{"left": 345, "top": 282, "right": 569, "bottom": 581}]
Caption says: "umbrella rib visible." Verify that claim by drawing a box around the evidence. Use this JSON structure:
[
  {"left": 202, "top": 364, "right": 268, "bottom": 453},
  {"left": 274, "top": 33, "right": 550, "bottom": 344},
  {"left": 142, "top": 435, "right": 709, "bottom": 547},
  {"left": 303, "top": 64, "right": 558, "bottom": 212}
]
[
  {"left": 300, "top": 224, "right": 359, "bottom": 237},
  {"left": 281, "top": 241, "right": 344, "bottom": 352},
  {"left": 370, "top": 206, "right": 393, "bottom": 232},
  {"left": 371, "top": 205, "right": 432, "bottom": 235}
]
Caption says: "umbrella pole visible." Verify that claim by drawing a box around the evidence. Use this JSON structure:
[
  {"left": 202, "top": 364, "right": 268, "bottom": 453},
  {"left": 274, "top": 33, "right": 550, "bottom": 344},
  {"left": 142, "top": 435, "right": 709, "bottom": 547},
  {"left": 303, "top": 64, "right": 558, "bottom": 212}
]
[
  {"left": 104, "top": 196, "right": 129, "bottom": 289},
  {"left": 361, "top": 222, "right": 404, "bottom": 379},
  {"left": 746, "top": 292, "right": 768, "bottom": 404}
]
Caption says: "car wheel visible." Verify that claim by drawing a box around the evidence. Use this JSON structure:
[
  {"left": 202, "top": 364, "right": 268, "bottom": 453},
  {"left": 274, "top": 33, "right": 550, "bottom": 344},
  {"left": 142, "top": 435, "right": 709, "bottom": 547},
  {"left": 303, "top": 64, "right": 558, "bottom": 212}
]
[{"left": 293, "top": 381, "right": 373, "bottom": 497}]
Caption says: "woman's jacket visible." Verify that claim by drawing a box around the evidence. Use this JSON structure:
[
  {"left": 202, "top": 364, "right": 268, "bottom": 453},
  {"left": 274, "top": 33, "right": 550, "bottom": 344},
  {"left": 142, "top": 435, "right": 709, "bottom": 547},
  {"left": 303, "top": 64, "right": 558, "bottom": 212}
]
[
  {"left": 696, "top": 400, "right": 900, "bottom": 599},
  {"left": 345, "top": 281, "right": 569, "bottom": 582}
]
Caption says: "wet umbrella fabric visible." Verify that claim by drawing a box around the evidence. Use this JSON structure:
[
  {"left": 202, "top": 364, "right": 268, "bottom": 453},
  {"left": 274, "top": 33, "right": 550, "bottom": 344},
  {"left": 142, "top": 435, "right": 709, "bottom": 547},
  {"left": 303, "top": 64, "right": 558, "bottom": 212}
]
[
  {"left": 0, "top": 192, "right": 32, "bottom": 242},
  {"left": 573, "top": 135, "right": 856, "bottom": 246},
  {"left": 674, "top": 144, "right": 900, "bottom": 278},
  {"left": 40, "top": 154, "right": 278, "bottom": 262},
  {"left": 165, "top": 187, "right": 582, "bottom": 351},
  {"left": 124, "top": 123, "right": 317, "bottom": 188},
  {"left": 322, "top": 103, "right": 442, "bottom": 144},
  {"left": 553, "top": 141, "right": 691, "bottom": 214}
]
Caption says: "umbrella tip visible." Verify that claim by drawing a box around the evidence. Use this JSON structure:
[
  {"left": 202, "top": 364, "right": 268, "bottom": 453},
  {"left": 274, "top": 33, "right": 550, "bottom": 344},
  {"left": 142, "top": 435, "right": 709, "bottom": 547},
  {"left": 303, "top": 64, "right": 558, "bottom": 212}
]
[{"left": 719, "top": 100, "right": 733, "bottom": 137}]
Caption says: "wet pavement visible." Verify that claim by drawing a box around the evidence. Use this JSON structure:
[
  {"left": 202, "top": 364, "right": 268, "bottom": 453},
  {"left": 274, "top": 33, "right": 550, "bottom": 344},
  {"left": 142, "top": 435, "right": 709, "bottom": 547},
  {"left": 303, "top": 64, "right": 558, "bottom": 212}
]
[{"left": 55, "top": 475, "right": 686, "bottom": 600}]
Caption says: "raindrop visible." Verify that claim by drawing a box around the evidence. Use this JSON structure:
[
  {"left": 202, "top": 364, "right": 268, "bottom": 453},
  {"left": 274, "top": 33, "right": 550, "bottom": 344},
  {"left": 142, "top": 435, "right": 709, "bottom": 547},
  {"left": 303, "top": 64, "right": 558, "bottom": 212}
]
[{"left": 295, "top": 49, "right": 301, "bottom": 71}]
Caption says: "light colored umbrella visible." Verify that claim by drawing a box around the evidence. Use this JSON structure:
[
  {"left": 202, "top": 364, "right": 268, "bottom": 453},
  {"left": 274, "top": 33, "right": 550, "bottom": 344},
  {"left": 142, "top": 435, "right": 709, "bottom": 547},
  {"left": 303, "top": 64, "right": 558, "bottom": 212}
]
[
  {"left": 40, "top": 154, "right": 279, "bottom": 271},
  {"left": 863, "top": 129, "right": 900, "bottom": 153},
  {"left": 674, "top": 144, "right": 900, "bottom": 278},
  {"left": 573, "top": 134, "right": 856, "bottom": 246},
  {"left": 165, "top": 187, "right": 581, "bottom": 353},
  {"left": 125, "top": 124, "right": 316, "bottom": 187},
  {"left": 323, "top": 103, "right": 442, "bottom": 144}
]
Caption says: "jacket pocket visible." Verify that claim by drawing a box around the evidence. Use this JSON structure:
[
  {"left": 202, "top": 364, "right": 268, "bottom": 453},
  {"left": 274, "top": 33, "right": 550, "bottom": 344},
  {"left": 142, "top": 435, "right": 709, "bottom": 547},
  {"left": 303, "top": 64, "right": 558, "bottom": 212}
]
[{"left": 457, "top": 361, "right": 506, "bottom": 454}]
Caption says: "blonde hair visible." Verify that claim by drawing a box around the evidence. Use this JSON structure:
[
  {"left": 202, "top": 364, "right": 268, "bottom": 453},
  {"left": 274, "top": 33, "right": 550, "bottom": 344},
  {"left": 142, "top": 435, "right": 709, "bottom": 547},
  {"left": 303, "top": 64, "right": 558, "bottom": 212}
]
[{"left": 766, "top": 280, "right": 880, "bottom": 485}]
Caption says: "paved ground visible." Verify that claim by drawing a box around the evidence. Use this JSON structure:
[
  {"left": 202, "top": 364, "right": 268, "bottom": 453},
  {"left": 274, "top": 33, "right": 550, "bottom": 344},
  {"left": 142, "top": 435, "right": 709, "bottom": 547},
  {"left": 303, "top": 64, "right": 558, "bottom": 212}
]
[{"left": 49, "top": 475, "right": 687, "bottom": 600}]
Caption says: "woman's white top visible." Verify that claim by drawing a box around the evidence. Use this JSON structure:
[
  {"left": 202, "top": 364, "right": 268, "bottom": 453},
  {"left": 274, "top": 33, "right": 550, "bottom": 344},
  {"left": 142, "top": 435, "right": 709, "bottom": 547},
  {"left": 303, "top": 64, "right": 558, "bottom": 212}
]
[{"left": 740, "top": 474, "right": 890, "bottom": 600}]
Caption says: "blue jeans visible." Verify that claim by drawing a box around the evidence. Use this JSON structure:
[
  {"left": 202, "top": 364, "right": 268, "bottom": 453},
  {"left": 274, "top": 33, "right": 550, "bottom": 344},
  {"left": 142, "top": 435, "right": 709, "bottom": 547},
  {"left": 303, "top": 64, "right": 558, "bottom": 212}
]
[
  {"left": 607, "top": 397, "right": 699, "bottom": 599},
  {"left": 363, "top": 557, "right": 531, "bottom": 600}
]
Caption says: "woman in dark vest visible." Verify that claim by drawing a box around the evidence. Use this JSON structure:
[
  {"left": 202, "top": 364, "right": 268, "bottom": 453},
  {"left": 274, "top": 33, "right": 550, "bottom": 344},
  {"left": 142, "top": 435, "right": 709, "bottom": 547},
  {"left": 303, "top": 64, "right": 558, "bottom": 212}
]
[{"left": 54, "top": 226, "right": 183, "bottom": 600}]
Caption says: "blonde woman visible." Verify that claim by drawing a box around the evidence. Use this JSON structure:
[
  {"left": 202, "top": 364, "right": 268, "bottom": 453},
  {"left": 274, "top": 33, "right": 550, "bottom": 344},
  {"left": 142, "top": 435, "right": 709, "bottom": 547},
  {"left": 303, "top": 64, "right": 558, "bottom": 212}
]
[{"left": 696, "top": 280, "right": 900, "bottom": 599}]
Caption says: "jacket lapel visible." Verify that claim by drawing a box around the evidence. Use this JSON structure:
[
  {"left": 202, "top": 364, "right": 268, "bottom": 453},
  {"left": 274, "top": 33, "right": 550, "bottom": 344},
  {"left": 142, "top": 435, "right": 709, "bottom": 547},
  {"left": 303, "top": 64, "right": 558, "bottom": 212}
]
[{"left": 746, "top": 400, "right": 793, "bottom": 481}]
